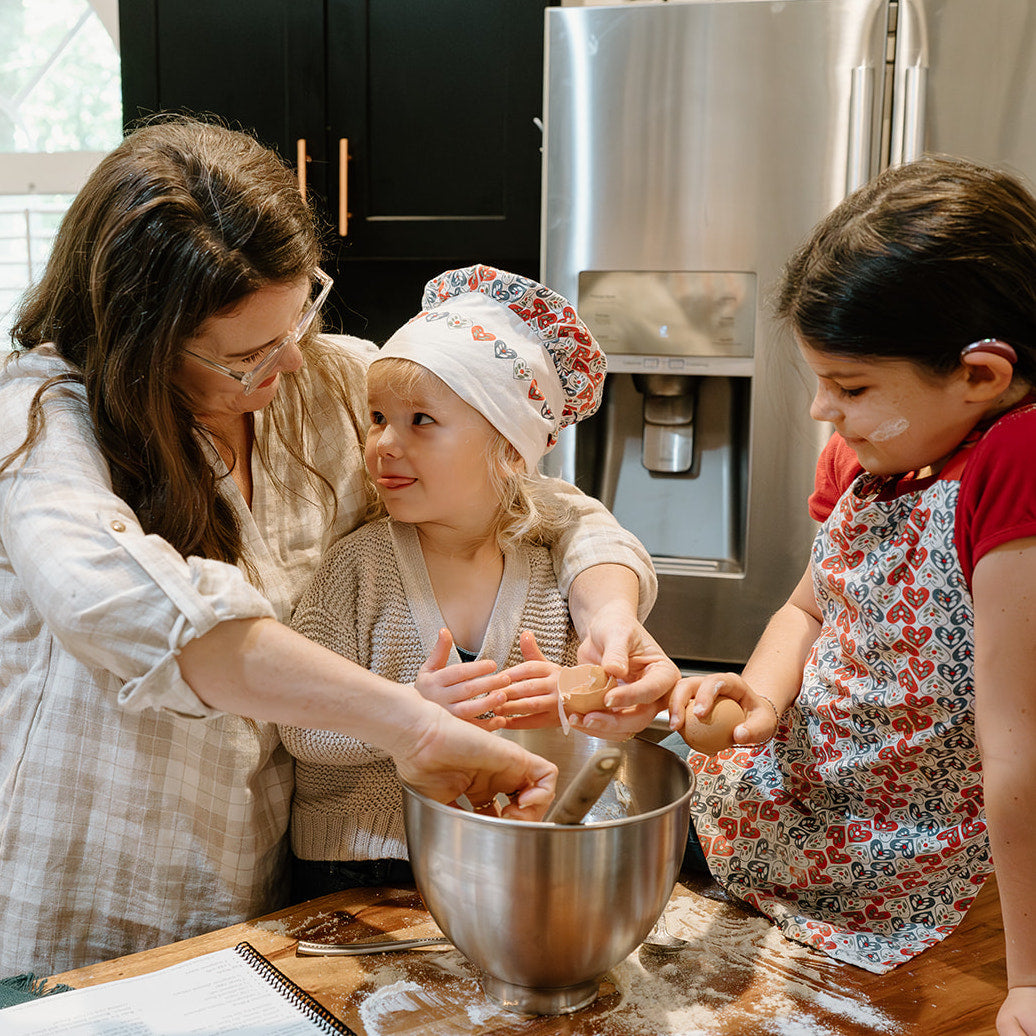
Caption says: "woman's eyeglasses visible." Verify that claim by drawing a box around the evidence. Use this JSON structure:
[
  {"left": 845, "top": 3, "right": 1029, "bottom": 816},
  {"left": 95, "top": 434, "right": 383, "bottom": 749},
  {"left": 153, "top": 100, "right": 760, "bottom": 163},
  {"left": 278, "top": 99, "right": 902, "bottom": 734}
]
[{"left": 184, "top": 268, "right": 334, "bottom": 394}]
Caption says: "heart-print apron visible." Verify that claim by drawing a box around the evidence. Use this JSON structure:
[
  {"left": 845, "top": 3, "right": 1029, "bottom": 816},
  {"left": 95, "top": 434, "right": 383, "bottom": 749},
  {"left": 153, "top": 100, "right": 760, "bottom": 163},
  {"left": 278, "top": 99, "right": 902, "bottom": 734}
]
[{"left": 689, "top": 468, "right": 992, "bottom": 972}]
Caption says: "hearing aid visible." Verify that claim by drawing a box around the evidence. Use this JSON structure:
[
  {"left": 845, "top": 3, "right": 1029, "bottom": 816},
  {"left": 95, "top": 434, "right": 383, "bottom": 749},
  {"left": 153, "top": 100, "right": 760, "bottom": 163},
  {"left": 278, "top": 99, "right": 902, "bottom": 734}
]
[{"left": 960, "top": 338, "right": 1018, "bottom": 364}]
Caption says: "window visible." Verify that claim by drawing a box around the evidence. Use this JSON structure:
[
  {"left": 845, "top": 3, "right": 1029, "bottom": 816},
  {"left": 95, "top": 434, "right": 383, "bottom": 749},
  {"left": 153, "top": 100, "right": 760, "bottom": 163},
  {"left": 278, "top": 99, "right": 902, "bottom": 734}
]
[{"left": 0, "top": 0, "right": 121, "bottom": 345}]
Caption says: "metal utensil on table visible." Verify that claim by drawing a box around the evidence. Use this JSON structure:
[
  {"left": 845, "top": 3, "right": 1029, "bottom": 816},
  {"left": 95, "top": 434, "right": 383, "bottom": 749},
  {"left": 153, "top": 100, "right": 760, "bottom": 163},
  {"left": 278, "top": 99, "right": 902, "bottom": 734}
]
[
  {"left": 298, "top": 924, "right": 685, "bottom": 956},
  {"left": 640, "top": 912, "right": 690, "bottom": 955},
  {"left": 296, "top": 935, "right": 452, "bottom": 956},
  {"left": 542, "top": 746, "right": 623, "bottom": 825}
]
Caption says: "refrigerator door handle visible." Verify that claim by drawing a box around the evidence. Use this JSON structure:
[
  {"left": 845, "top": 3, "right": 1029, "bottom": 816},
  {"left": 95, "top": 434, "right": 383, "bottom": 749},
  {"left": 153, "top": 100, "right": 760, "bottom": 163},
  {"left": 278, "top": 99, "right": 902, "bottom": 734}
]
[
  {"left": 847, "top": 64, "right": 875, "bottom": 193},
  {"left": 890, "top": 0, "right": 929, "bottom": 166},
  {"left": 900, "top": 64, "right": 929, "bottom": 163}
]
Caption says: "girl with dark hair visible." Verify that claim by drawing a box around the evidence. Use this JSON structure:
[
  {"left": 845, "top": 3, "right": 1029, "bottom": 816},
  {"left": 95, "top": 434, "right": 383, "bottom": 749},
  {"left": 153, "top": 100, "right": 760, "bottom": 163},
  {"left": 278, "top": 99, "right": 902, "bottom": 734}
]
[
  {"left": 0, "top": 117, "right": 666, "bottom": 974},
  {"left": 664, "top": 155, "right": 1036, "bottom": 1031}
]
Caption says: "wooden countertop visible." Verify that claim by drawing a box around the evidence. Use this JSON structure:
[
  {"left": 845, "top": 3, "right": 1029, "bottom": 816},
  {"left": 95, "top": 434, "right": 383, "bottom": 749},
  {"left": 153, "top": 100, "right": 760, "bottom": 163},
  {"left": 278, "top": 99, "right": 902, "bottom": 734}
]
[{"left": 48, "top": 871, "right": 1007, "bottom": 1035}]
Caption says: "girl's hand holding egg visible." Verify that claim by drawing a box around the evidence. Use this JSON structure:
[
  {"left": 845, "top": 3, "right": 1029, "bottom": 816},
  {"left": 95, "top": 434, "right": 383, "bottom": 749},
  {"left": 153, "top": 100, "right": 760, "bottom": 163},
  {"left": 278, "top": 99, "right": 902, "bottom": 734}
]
[
  {"left": 682, "top": 694, "right": 747, "bottom": 755},
  {"left": 670, "top": 673, "right": 781, "bottom": 754},
  {"left": 491, "top": 631, "right": 568, "bottom": 729}
]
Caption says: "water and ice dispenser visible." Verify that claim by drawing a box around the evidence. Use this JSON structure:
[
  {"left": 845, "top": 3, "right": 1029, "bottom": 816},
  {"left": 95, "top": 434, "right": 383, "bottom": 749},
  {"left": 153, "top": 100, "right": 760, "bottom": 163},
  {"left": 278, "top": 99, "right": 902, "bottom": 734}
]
[{"left": 573, "top": 270, "right": 754, "bottom": 594}]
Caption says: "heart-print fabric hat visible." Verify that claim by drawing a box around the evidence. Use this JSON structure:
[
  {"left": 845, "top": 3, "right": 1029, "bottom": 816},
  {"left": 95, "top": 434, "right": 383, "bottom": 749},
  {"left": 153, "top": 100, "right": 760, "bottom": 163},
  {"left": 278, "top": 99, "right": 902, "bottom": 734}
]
[{"left": 373, "top": 265, "right": 606, "bottom": 472}]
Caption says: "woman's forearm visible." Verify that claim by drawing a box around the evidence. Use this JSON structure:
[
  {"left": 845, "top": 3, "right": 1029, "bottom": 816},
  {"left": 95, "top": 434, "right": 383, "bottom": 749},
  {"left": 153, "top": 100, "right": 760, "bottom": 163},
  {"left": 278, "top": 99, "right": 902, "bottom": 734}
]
[
  {"left": 541, "top": 477, "right": 657, "bottom": 620},
  {"left": 567, "top": 563, "right": 639, "bottom": 639},
  {"left": 177, "top": 617, "right": 437, "bottom": 757},
  {"left": 177, "top": 616, "right": 560, "bottom": 814}
]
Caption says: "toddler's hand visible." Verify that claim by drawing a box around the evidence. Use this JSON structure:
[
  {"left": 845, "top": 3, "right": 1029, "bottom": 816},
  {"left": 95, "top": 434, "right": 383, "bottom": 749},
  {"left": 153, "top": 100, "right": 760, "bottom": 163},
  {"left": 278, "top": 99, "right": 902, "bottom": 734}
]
[
  {"left": 415, "top": 628, "right": 509, "bottom": 731},
  {"left": 492, "top": 630, "right": 564, "bottom": 729}
]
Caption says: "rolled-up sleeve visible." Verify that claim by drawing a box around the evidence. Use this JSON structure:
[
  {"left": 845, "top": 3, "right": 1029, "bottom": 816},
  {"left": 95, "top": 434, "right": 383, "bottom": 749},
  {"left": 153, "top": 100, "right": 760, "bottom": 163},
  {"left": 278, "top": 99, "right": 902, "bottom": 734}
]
[
  {"left": 542, "top": 477, "right": 657, "bottom": 620},
  {"left": 0, "top": 360, "right": 275, "bottom": 717}
]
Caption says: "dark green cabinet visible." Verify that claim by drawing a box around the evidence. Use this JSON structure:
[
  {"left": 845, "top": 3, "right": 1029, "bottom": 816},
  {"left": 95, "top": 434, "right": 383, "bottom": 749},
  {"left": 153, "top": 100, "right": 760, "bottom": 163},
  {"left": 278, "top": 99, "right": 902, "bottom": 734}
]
[{"left": 120, "top": 0, "right": 549, "bottom": 341}]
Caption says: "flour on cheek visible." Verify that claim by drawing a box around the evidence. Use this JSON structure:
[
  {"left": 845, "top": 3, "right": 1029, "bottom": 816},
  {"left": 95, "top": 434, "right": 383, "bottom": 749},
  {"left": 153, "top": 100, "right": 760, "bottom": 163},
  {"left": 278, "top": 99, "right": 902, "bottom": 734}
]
[{"left": 868, "top": 416, "right": 910, "bottom": 442}]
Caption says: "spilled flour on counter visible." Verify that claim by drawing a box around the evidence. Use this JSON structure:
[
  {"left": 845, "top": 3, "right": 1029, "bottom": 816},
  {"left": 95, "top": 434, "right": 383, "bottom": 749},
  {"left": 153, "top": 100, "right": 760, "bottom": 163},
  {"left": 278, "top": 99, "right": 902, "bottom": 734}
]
[
  {"left": 251, "top": 917, "right": 291, "bottom": 935},
  {"left": 600, "top": 892, "right": 896, "bottom": 1035},
  {"left": 358, "top": 978, "right": 426, "bottom": 1032},
  {"left": 343, "top": 887, "right": 897, "bottom": 1035}
]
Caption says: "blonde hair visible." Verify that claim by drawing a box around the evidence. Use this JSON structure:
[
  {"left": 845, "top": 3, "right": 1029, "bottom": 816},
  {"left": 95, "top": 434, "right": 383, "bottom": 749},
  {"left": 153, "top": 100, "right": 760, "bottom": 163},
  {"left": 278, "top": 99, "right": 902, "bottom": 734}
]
[{"left": 366, "top": 358, "right": 570, "bottom": 550}]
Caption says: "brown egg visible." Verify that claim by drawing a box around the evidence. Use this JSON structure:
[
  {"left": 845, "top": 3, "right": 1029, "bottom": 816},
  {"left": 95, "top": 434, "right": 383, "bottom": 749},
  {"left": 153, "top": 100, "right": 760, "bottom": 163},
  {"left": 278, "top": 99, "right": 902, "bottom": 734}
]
[
  {"left": 682, "top": 696, "right": 746, "bottom": 755},
  {"left": 557, "top": 663, "right": 617, "bottom": 713}
]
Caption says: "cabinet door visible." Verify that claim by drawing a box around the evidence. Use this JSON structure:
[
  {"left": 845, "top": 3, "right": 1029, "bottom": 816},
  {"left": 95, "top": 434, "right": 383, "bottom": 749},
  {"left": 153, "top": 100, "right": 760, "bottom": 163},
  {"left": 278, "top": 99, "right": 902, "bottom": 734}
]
[
  {"left": 119, "top": 0, "right": 325, "bottom": 197},
  {"left": 118, "top": 0, "right": 549, "bottom": 342},
  {"left": 327, "top": 0, "right": 548, "bottom": 262}
]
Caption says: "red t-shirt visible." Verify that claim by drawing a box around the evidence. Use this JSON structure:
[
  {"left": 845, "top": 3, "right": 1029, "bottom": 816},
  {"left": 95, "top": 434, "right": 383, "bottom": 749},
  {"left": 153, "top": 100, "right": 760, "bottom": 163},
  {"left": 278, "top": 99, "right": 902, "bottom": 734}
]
[{"left": 808, "top": 404, "right": 1036, "bottom": 589}]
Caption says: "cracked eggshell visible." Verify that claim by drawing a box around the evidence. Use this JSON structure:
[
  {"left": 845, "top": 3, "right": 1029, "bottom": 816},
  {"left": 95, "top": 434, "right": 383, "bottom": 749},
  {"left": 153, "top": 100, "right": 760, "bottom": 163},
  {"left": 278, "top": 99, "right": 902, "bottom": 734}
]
[
  {"left": 557, "top": 663, "right": 617, "bottom": 713},
  {"left": 682, "top": 696, "right": 746, "bottom": 755}
]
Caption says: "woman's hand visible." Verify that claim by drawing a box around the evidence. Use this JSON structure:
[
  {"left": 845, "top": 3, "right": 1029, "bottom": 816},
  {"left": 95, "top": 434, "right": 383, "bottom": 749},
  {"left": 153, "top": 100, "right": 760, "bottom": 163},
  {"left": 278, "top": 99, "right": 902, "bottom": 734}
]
[
  {"left": 568, "top": 600, "right": 680, "bottom": 738},
  {"left": 997, "top": 987, "right": 1036, "bottom": 1035},
  {"left": 493, "top": 630, "right": 564, "bottom": 729},
  {"left": 414, "top": 628, "right": 509, "bottom": 731},
  {"left": 669, "top": 671, "right": 781, "bottom": 748},
  {"left": 393, "top": 697, "right": 558, "bottom": 821}
]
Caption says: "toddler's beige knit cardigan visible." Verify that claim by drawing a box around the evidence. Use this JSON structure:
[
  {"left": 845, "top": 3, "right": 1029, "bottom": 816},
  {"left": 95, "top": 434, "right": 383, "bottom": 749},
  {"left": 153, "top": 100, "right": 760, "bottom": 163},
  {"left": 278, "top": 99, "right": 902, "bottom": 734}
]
[{"left": 281, "top": 518, "right": 579, "bottom": 862}]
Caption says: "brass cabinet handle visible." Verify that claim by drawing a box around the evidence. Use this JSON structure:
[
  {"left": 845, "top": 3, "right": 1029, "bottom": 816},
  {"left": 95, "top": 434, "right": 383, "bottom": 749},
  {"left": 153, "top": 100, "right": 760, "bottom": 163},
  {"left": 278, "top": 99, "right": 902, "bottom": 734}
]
[
  {"left": 296, "top": 138, "right": 309, "bottom": 202},
  {"left": 339, "top": 137, "right": 350, "bottom": 236}
]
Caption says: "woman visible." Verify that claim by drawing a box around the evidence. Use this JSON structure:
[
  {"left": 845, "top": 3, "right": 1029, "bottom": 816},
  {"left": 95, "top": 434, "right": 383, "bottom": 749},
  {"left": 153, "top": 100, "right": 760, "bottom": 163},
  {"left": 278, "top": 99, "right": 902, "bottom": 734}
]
[{"left": 0, "top": 117, "right": 671, "bottom": 973}]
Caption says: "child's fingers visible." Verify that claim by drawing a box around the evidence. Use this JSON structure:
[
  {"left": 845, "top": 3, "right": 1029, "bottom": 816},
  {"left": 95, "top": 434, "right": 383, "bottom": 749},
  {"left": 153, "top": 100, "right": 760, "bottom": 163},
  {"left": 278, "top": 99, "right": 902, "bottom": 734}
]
[
  {"left": 442, "top": 678, "right": 508, "bottom": 706},
  {"left": 498, "top": 659, "right": 556, "bottom": 682},
  {"left": 420, "top": 628, "right": 455, "bottom": 674},
  {"left": 501, "top": 673, "right": 557, "bottom": 701},
  {"left": 732, "top": 696, "right": 781, "bottom": 745},
  {"left": 442, "top": 671, "right": 510, "bottom": 700},
  {"left": 668, "top": 677, "right": 700, "bottom": 731},
  {"left": 519, "top": 629, "right": 548, "bottom": 663},
  {"left": 690, "top": 674, "right": 743, "bottom": 718},
  {"left": 430, "top": 658, "right": 501, "bottom": 688},
  {"left": 471, "top": 715, "right": 508, "bottom": 732},
  {"left": 493, "top": 692, "right": 558, "bottom": 717},
  {"left": 448, "top": 699, "right": 508, "bottom": 729},
  {"left": 437, "top": 686, "right": 506, "bottom": 714}
]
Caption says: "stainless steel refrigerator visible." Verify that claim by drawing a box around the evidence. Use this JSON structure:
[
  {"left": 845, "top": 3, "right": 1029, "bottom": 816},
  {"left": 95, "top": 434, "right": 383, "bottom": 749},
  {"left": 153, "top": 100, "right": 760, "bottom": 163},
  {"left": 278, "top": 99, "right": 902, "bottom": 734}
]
[{"left": 542, "top": 0, "right": 1036, "bottom": 666}]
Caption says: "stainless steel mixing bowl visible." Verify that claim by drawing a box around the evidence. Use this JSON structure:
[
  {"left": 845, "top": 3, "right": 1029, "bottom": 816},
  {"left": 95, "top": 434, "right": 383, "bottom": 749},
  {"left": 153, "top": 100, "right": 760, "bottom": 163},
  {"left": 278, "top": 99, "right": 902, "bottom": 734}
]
[{"left": 402, "top": 728, "right": 694, "bottom": 1015}]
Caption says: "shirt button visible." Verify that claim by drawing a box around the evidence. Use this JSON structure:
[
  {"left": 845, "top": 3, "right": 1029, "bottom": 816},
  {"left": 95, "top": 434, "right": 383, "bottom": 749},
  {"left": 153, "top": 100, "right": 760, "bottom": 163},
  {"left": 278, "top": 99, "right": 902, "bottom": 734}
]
[{"left": 110, "top": 520, "right": 126, "bottom": 533}]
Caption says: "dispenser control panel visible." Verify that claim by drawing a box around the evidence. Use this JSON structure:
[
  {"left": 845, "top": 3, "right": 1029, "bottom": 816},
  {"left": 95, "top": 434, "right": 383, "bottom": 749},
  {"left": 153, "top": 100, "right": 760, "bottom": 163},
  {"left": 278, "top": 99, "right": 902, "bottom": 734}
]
[{"left": 577, "top": 270, "right": 756, "bottom": 375}]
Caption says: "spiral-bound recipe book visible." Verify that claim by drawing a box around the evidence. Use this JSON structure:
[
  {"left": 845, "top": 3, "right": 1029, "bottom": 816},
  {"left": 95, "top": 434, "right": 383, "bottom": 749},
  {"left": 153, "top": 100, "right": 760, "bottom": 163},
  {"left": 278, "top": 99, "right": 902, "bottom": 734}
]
[{"left": 1, "top": 941, "right": 358, "bottom": 1034}]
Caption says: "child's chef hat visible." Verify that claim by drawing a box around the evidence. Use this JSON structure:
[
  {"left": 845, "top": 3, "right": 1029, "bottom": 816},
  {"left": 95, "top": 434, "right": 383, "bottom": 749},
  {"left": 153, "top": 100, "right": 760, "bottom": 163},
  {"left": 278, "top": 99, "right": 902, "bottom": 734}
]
[{"left": 373, "top": 265, "right": 606, "bottom": 473}]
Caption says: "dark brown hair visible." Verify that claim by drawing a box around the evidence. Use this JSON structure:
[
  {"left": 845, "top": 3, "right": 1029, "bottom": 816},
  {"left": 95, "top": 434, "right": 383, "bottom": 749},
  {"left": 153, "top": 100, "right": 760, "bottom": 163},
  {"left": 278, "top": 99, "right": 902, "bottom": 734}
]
[
  {"left": 776, "top": 155, "right": 1036, "bottom": 386},
  {"left": 7, "top": 115, "right": 366, "bottom": 566}
]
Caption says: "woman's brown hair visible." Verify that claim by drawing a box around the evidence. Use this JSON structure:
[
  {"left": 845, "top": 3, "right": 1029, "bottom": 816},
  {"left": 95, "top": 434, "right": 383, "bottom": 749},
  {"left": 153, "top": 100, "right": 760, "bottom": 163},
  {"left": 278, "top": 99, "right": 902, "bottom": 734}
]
[{"left": 7, "top": 115, "right": 367, "bottom": 568}]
